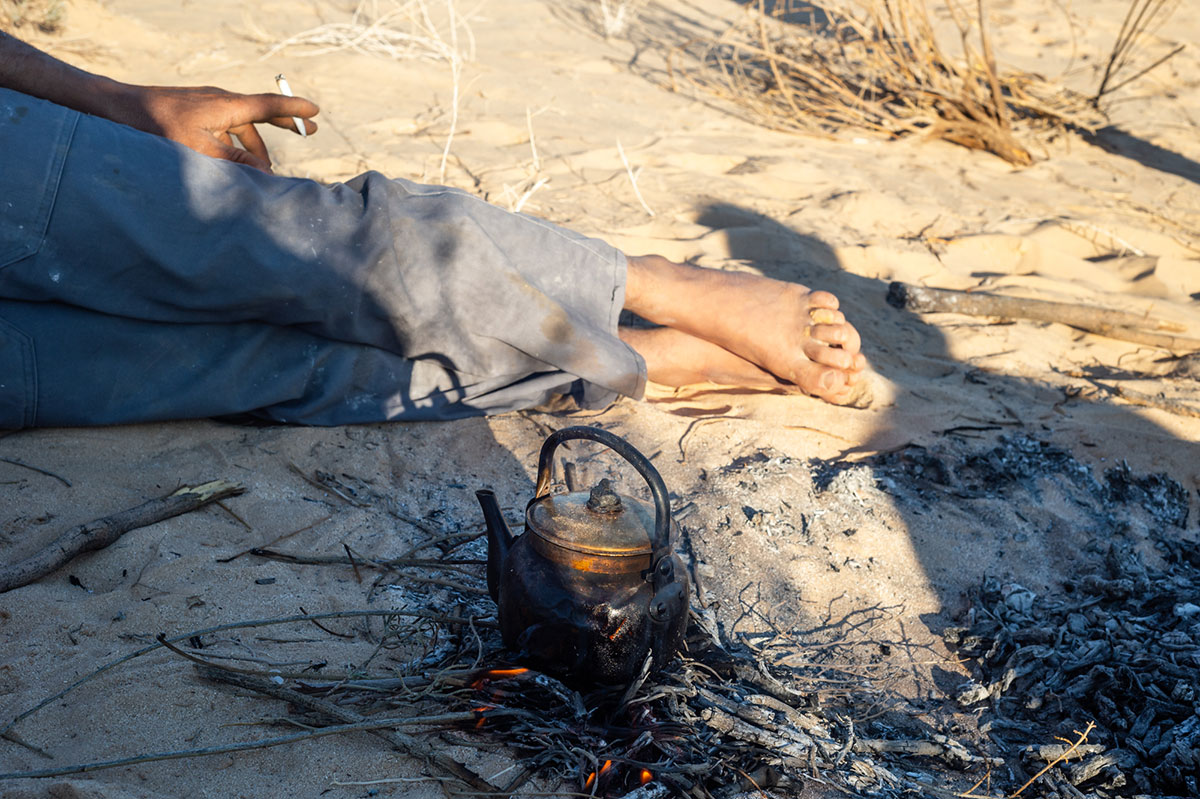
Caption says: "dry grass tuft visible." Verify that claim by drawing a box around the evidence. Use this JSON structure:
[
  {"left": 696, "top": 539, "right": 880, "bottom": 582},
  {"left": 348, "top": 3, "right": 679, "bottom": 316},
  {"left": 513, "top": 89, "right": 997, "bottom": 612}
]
[
  {"left": 254, "top": 0, "right": 474, "bottom": 65},
  {"left": 1092, "top": 0, "right": 1184, "bottom": 106},
  {"left": 595, "top": 0, "right": 649, "bottom": 38},
  {"left": 249, "top": 0, "right": 474, "bottom": 183},
  {"left": 0, "top": 0, "right": 65, "bottom": 33},
  {"left": 667, "top": 0, "right": 1103, "bottom": 165}
]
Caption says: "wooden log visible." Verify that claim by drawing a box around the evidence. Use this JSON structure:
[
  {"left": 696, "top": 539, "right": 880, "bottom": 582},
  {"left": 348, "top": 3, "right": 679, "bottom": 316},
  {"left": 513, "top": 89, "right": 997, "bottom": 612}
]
[
  {"left": 0, "top": 480, "right": 244, "bottom": 594},
  {"left": 887, "top": 282, "right": 1200, "bottom": 351}
]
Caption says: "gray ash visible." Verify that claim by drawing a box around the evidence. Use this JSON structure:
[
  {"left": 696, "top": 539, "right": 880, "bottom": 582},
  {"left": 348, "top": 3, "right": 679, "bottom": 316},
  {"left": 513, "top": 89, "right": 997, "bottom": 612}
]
[
  {"left": 1103, "top": 462, "right": 1190, "bottom": 528},
  {"left": 817, "top": 434, "right": 1190, "bottom": 531}
]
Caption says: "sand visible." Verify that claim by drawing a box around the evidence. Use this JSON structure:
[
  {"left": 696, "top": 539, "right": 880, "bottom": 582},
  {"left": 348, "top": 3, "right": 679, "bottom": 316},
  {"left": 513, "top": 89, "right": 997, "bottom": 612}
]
[{"left": 1, "top": 0, "right": 1198, "bottom": 796}]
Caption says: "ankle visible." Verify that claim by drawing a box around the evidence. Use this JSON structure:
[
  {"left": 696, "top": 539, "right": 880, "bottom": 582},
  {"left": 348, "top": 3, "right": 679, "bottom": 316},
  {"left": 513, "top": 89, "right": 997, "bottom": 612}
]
[{"left": 622, "top": 254, "right": 707, "bottom": 325}]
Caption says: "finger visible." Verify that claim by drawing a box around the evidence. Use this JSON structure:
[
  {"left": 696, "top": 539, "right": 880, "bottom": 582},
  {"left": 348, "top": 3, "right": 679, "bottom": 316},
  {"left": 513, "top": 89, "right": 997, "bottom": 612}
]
[
  {"left": 231, "top": 122, "right": 271, "bottom": 168},
  {"left": 266, "top": 116, "right": 319, "bottom": 136},
  {"left": 215, "top": 141, "right": 272, "bottom": 173},
  {"left": 226, "top": 93, "right": 320, "bottom": 127}
]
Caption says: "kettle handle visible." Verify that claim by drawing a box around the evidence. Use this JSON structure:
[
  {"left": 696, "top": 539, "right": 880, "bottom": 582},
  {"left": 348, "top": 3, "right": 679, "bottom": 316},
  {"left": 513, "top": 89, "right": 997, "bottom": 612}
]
[{"left": 533, "top": 426, "right": 672, "bottom": 559}]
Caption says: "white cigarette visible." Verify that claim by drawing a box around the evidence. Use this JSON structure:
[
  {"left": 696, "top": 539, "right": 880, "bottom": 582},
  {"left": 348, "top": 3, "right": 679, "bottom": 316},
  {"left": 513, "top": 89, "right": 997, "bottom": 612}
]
[{"left": 274, "top": 73, "right": 307, "bottom": 138}]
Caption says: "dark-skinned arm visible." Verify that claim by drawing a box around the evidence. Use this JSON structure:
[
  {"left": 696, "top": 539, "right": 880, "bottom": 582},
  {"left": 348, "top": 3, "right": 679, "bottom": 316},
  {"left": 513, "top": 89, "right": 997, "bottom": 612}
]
[{"left": 0, "top": 31, "right": 319, "bottom": 172}]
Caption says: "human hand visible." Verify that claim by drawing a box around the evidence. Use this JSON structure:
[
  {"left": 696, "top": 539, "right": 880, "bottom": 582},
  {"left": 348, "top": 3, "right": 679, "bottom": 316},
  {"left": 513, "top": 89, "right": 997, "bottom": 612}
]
[{"left": 119, "top": 84, "right": 319, "bottom": 172}]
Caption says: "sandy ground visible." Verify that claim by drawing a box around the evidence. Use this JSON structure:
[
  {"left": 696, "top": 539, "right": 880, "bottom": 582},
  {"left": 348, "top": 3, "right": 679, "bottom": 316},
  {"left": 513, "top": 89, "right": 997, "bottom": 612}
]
[{"left": 1, "top": 0, "right": 1199, "bottom": 796}]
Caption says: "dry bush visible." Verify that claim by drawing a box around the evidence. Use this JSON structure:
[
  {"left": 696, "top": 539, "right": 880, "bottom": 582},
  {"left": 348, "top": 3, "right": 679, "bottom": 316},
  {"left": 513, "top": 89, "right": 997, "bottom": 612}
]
[
  {"left": 667, "top": 0, "right": 1097, "bottom": 165},
  {"left": 0, "top": 0, "right": 65, "bottom": 33}
]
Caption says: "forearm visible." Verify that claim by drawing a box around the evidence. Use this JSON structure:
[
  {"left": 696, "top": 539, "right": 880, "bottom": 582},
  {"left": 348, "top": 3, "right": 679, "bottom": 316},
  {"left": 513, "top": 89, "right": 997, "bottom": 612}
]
[
  {"left": 0, "top": 31, "right": 140, "bottom": 121},
  {"left": 2, "top": 30, "right": 318, "bottom": 170}
]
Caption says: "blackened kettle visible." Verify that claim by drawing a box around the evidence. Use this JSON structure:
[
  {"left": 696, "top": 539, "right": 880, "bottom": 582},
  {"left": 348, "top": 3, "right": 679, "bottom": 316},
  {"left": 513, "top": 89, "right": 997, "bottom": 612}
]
[{"left": 476, "top": 426, "right": 688, "bottom": 684}]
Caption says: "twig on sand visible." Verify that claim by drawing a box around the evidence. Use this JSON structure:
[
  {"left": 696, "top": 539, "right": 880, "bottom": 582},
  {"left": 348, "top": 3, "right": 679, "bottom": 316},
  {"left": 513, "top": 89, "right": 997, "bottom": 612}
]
[
  {"left": 0, "top": 480, "right": 245, "bottom": 594},
  {"left": 248, "top": 547, "right": 482, "bottom": 570},
  {"left": 288, "top": 461, "right": 367, "bottom": 506},
  {"left": 215, "top": 513, "right": 334, "bottom": 563},
  {"left": 438, "top": 0, "right": 462, "bottom": 183},
  {"left": 1103, "top": 383, "right": 1200, "bottom": 419},
  {"left": 196, "top": 665, "right": 501, "bottom": 793},
  {"left": 887, "top": 281, "right": 1200, "bottom": 351},
  {"left": 1009, "top": 722, "right": 1096, "bottom": 797},
  {"left": 616, "top": 138, "right": 655, "bottom": 217},
  {"left": 0, "top": 709, "right": 506, "bottom": 781},
  {"left": 505, "top": 176, "right": 550, "bottom": 213},
  {"left": 1063, "top": 373, "right": 1200, "bottom": 419},
  {"left": 526, "top": 105, "right": 541, "bottom": 172},
  {"left": 0, "top": 609, "right": 492, "bottom": 740},
  {"left": 0, "top": 457, "right": 72, "bottom": 487},
  {"left": 1092, "top": 0, "right": 1184, "bottom": 106}
]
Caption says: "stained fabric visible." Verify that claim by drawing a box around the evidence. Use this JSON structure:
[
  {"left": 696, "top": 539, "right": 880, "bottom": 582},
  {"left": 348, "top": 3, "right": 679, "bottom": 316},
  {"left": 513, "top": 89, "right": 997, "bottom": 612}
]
[{"left": 0, "top": 88, "right": 645, "bottom": 427}]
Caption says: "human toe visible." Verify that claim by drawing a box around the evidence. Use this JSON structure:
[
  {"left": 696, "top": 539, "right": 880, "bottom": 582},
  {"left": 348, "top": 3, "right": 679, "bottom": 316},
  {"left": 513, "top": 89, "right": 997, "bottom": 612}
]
[
  {"left": 802, "top": 338, "right": 859, "bottom": 370},
  {"left": 792, "top": 363, "right": 847, "bottom": 397},
  {"left": 808, "top": 307, "right": 845, "bottom": 325},
  {"left": 807, "top": 290, "right": 840, "bottom": 310},
  {"left": 808, "top": 322, "right": 859, "bottom": 351}
]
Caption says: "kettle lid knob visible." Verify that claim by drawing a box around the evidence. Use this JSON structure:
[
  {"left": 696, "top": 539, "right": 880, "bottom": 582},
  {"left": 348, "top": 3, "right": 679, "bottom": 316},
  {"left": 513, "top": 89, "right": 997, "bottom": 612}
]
[{"left": 585, "top": 478, "right": 623, "bottom": 515}]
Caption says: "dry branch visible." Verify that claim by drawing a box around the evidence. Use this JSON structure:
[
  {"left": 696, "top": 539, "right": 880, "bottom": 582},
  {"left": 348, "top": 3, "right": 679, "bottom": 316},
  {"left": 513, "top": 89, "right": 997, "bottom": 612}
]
[
  {"left": 196, "top": 665, "right": 501, "bottom": 792},
  {"left": 0, "top": 715, "right": 494, "bottom": 781},
  {"left": 0, "top": 479, "right": 244, "bottom": 594},
  {"left": 887, "top": 281, "right": 1200, "bottom": 351},
  {"left": 1067, "top": 377, "right": 1200, "bottom": 420}
]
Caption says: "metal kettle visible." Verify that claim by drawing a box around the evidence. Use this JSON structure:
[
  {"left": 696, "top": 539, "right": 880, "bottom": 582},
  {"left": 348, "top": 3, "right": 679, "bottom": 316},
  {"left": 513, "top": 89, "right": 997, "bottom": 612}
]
[{"left": 476, "top": 426, "right": 689, "bottom": 684}]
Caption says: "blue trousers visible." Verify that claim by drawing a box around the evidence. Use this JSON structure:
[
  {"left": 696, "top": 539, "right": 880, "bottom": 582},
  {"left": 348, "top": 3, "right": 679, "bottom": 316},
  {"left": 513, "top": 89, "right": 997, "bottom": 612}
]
[{"left": 0, "top": 89, "right": 645, "bottom": 426}]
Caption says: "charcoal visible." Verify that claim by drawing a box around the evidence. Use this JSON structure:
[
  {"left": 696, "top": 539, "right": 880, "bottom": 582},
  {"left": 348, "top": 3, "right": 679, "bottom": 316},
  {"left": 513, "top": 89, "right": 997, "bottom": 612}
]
[{"left": 942, "top": 460, "right": 1200, "bottom": 799}]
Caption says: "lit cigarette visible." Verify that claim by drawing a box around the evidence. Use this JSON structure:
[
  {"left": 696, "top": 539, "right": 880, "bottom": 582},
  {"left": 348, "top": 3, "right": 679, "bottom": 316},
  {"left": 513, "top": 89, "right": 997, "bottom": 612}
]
[{"left": 274, "top": 73, "right": 306, "bottom": 138}]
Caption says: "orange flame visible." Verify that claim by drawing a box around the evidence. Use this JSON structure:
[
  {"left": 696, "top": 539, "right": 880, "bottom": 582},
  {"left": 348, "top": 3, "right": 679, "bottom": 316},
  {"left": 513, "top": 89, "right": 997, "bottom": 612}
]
[
  {"left": 640, "top": 769, "right": 653, "bottom": 785},
  {"left": 471, "top": 667, "right": 529, "bottom": 689},
  {"left": 599, "top": 759, "right": 613, "bottom": 776},
  {"left": 584, "top": 771, "right": 596, "bottom": 789},
  {"left": 485, "top": 667, "right": 529, "bottom": 678}
]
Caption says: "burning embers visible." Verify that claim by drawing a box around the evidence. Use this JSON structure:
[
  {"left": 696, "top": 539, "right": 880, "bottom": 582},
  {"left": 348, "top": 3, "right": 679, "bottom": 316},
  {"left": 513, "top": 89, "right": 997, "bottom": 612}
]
[
  {"left": 465, "top": 666, "right": 658, "bottom": 795},
  {"left": 470, "top": 666, "right": 530, "bottom": 688},
  {"left": 469, "top": 667, "right": 530, "bottom": 728}
]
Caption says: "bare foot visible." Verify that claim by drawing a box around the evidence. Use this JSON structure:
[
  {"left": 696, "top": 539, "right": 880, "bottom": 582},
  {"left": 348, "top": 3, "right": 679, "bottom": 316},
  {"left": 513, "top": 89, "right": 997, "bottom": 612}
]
[
  {"left": 621, "top": 326, "right": 869, "bottom": 405},
  {"left": 621, "top": 326, "right": 786, "bottom": 389},
  {"left": 622, "top": 254, "right": 868, "bottom": 404}
]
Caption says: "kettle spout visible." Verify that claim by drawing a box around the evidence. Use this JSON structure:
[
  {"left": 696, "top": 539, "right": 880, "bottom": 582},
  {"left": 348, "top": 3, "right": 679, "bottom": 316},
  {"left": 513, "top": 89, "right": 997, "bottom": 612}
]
[{"left": 476, "top": 489, "right": 513, "bottom": 603}]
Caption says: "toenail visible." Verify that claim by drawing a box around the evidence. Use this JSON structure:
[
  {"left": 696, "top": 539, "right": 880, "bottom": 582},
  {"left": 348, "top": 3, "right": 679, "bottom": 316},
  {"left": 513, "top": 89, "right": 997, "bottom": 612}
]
[{"left": 810, "top": 309, "right": 838, "bottom": 324}]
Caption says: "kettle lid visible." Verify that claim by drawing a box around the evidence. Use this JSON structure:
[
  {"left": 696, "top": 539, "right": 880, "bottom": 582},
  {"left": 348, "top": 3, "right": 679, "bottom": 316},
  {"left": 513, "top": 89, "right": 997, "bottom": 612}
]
[{"left": 528, "top": 479, "right": 655, "bottom": 557}]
